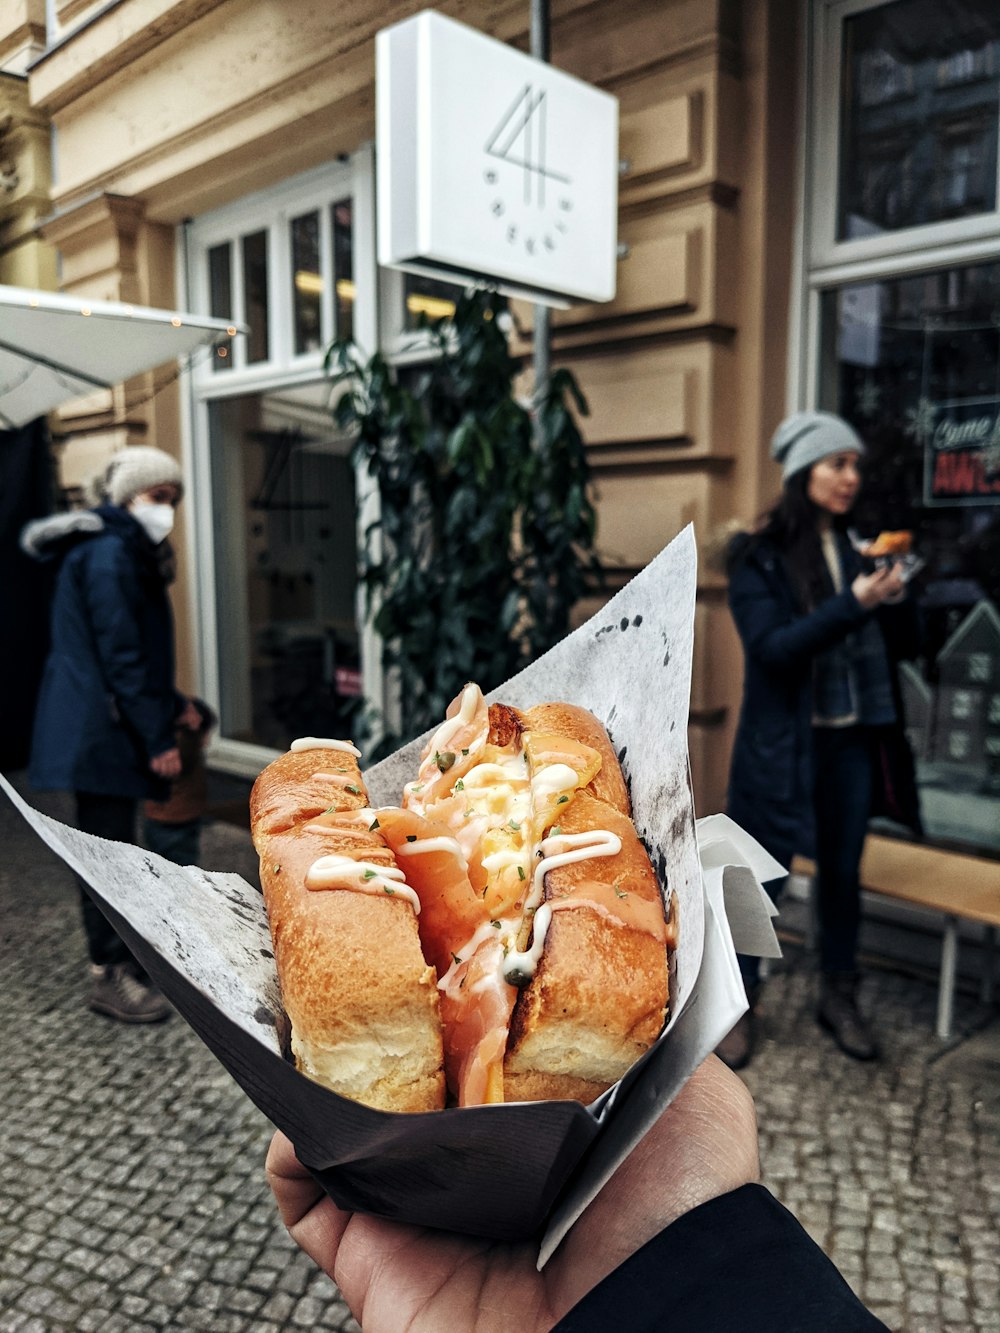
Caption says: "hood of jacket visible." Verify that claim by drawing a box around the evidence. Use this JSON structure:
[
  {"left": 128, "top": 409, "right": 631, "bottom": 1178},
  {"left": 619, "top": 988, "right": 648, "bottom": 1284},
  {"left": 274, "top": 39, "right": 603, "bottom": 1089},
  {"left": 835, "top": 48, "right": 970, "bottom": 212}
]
[
  {"left": 20, "top": 504, "right": 164, "bottom": 566},
  {"left": 20, "top": 509, "right": 105, "bottom": 561}
]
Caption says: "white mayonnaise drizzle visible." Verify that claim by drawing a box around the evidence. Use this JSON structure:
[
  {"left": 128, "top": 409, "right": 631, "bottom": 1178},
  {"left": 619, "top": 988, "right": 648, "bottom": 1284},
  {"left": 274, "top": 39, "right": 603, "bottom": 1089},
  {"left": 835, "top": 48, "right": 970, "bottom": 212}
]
[
  {"left": 436, "top": 920, "right": 506, "bottom": 995},
  {"left": 529, "top": 763, "right": 581, "bottom": 803},
  {"left": 290, "top": 737, "right": 362, "bottom": 756},
  {"left": 395, "top": 836, "right": 469, "bottom": 871},
  {"left": 502, "top": 904, "right": 553, "bottom": 985},
  {"left": 427, "top": 682, "right": 483, "bottom": 754},
  {"left": 305, "top": 855, "right": 420, "bottom": 913},
  {"left": 526, "top": 829, "right": 623, "bottom": 914}
]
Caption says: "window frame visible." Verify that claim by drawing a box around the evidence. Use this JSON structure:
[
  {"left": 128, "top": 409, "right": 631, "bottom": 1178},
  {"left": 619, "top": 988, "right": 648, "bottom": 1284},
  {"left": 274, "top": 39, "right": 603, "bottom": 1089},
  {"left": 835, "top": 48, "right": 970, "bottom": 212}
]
[
  {"left": 808, "top": 0, "right": 1000, "bottom": 278},
  {"left": 178, "top": 148, "right": 384, "bottom": 776}
]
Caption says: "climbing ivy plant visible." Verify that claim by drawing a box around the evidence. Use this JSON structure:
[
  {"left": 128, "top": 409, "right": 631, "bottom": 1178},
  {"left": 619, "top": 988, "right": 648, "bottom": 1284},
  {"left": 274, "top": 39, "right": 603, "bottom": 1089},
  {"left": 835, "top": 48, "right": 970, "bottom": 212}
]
[{"left": 326, "top": 288, "right": 600, "bottom": 751}]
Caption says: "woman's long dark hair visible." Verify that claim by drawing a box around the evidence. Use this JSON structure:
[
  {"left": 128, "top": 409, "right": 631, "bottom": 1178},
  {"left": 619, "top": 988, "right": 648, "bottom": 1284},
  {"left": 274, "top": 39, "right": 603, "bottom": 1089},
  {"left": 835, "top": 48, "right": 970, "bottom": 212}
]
[{"left": 726, "top": 471, "right": 848, "bottom": 611}]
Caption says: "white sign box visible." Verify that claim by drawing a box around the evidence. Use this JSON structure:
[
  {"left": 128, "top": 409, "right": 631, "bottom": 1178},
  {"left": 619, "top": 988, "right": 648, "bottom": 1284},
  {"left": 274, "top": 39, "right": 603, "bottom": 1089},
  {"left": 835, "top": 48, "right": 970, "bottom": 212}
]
[{"left": 376, "top": 10, "right": 619, "bottom": 307}]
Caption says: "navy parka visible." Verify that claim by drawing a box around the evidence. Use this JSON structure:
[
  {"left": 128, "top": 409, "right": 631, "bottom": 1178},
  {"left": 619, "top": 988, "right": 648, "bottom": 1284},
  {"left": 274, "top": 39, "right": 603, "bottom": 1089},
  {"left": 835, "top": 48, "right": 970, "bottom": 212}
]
[
  {"left": 28, "top": 505, "right": 181, "bottom": 800},
  {"left": 725, "top": 531, "right": 915, "bottom": 864}
]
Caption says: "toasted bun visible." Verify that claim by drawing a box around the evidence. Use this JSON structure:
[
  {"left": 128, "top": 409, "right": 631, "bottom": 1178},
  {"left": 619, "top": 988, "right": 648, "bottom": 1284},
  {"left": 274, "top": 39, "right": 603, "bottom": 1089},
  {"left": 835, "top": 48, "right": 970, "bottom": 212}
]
[
  {"left": 866, "top": 529, "right": 912, "bottom": 556},
  {"left": 505, "top": 780, "right": 669, "bottom": 1102},
  {"left": 251, "top": 747, "right": 444, "bottom": 1112}
]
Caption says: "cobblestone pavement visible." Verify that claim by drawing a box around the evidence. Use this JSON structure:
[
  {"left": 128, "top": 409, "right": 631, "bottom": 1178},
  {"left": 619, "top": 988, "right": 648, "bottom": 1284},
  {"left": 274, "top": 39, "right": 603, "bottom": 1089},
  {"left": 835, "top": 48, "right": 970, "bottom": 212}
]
[{"left": 2, "top": 778, "right": 998, "bottom": 1331}]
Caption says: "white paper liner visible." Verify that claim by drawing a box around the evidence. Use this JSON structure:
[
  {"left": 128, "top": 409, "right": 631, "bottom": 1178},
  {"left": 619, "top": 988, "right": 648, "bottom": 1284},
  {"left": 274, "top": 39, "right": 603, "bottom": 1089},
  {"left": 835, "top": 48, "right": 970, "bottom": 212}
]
[{"left": 1, "top": 524, "right": 782, "bottom": 1259}]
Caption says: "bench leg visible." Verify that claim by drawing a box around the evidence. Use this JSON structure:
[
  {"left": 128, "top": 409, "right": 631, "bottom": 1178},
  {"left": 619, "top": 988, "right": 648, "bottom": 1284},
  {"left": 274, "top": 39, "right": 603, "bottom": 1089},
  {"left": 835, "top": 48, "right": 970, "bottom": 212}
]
[
  {"left": 981, "top": 925, "right": 996, "bottom": 1006},
  {"left": 937, "top": 916, "right": 959, "bottom": 1041}
]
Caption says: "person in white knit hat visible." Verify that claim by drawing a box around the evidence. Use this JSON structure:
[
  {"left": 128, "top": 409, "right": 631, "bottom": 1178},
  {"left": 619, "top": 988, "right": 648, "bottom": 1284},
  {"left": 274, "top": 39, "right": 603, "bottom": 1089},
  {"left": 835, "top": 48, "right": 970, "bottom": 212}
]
[{"left": 23, "top": 444, "right": 201, "bottom": 1023}]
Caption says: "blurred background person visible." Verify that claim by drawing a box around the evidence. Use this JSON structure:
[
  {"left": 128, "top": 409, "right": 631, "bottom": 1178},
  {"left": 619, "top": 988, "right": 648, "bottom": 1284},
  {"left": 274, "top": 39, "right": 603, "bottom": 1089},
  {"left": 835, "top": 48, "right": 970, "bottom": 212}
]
[
  {"left": 719, "top": 411, "right": 919, "bottom": 1069},
  {"left": 22, "top": 445, "right": 202, "bottom": 1023}
]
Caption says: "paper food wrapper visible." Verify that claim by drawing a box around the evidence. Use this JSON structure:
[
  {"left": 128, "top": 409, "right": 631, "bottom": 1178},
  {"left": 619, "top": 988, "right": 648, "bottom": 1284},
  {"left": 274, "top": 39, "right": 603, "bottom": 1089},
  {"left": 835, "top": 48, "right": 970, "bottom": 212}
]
[{"left": 1, "top": 524, "right": 780, "bottom": 1263}]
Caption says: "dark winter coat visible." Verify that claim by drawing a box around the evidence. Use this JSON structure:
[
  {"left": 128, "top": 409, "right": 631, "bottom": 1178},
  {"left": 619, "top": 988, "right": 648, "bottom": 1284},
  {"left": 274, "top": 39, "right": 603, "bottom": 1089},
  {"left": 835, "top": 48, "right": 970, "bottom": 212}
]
[
  {"left": 726, "top": 531, "right": 920, "bottom": 863},
  {"left": 25, "top": 505, "right": 181, "bottom": 800}
]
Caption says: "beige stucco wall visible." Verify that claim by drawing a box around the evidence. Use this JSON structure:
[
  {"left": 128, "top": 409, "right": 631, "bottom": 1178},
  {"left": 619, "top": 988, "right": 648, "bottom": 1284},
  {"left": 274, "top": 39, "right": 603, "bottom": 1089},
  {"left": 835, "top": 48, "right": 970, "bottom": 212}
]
[{"left": 18, "top": 0, "right": 800, "bottom": 811}]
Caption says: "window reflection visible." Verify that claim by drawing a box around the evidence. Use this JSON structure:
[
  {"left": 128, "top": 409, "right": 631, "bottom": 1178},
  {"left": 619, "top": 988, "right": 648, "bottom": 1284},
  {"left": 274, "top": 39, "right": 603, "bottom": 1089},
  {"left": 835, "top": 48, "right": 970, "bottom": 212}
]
[
  {"left": 403, "top": 272, "right": 464, "bottom": 329},
  {"left": 819, "top": 262, "right": 1000, "bottom": 853},
  {"left": 242, "top": 230, "right": 270, "bottom": 363},
  {"left": 332, "top": 199, "right": 354, "bottom": 343},
  {"left": 291, "top": 211, "right": 322, "bottom": 355},
  {"left": 208, "top": 243, "right": 233, "bottom": 372},
  {"left": 839, "top": 0, "right": 1000, "bottom": 237}
]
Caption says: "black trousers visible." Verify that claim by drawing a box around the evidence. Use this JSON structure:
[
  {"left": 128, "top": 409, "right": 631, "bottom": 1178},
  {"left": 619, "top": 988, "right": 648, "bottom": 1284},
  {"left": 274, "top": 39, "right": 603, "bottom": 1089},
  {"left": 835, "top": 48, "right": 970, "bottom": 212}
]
[
  {"left": 739, "top": 724, "right": 876, "bottom": 988},
  {"left": 74, "top": 791, "right": 137, "bottom": 966},
  {"left": 812, "top": 725, "right": 877, "bottom": 975}
]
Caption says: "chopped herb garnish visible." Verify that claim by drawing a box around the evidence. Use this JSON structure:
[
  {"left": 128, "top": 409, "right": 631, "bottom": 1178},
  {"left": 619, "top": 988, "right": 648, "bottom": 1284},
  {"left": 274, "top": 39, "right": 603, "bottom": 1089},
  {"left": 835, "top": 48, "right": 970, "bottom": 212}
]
[
  {"left": 517, "top": 865, "right": 526, "bottom": 881},
  {"left": 412, "top": 784, "right": 424, "bottom": 793},
  {"left": 461, "top": 747, "right": 469, "bottom": 755},
  {"left": 614, "top": 887, "right": 629, "bottom": 899},
  {"left": 384, "top": 886, "right": 396, "bottom": 896},
  {"left": 556, "top": 795, "right": 569, "bottom": 804},
  {"left": 508, "top": 818, "right": 521, "bottom": 832},
  {"left": 369, "top": 818, "right": 380, "bottom": 831},
  {"left": 550, "top": 824, "right": 561, "bottom": 836},
  {"left": 345, "top": 784, "right": 361, "bottom": 795},
  {"left": 435, "top": 750, "right": 456, "bottom": 772},
  {"left": 502, "top": 945, "right": 509, "bottom": 958},
  {"left": 362, "top": 869, "right": 377, "bottom": 881},
  {"left": 273, "top": 865, "right": 281, "bottom": 874},
  {"left": 454, "top": 779, "right": 465, "bottom": 791},
  {"left": 406, "top": 834, "right": 417, "bottom": 843},
  {"left": 322, "top": 805, "right": 335, "bottom": 814},
  {"left": 451, "top": 951, "right": 463, "bottom": 965}
]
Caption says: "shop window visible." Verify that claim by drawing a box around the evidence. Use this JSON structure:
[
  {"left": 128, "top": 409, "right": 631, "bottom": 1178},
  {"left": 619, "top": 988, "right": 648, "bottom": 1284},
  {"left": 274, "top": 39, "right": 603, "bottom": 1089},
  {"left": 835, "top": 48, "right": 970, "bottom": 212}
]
[
  {"left": 291, "top": 211, "right": 322, "bottom": 355},
  {"left": 838, "top": 0, "right": 1000, "bottom": 238},
  {"left": 817, "top": 260, "right": 1000, "bottom": 853},
  {"left": 208, "top": 390, "right": 360, "bottom": 750},
  {"left": 242, "top": 230, "right": 270, "bottom": 363},
  {"left": 208, "top": 243, "right": 233, "bottom": 372},
  {"left": 332, "top": 198, "right": 355, "bottom": 344}
]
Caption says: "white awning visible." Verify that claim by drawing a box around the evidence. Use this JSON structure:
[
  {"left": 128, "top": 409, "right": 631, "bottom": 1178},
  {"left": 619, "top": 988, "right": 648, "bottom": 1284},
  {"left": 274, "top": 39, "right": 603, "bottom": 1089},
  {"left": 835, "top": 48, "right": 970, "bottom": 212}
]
[{"left": 0, "top": 284, "right": 245, "bottom": 429}]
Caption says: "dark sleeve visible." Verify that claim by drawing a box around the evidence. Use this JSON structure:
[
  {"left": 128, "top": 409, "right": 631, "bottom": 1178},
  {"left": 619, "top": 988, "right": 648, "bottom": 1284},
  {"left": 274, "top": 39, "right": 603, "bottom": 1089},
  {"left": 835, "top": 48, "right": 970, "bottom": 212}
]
[
  {"left": 553, "top": 1184, "right": 888, "bottom": 1332},
  {"left": 78, "top": 542, "right": 176, "bottom": 759},
  {"left": 729, "top": 557, "right": 869, "bottom": 671}
]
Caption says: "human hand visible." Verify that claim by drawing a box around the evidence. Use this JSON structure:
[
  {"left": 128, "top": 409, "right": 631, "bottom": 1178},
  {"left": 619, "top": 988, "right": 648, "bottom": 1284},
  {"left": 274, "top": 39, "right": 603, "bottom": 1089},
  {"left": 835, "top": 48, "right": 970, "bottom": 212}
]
[
  {"left": 150, "top": 747, "right": 182, "bottom": 779},
  {"left": 176, "top": 699, "right": 203, "bottom": 731},
  {"left": 851, "top": 562, "right": 905, "bottom": 609},
  {"left": 265, "top": 1055, "right": 759, "bottom": 1332}
]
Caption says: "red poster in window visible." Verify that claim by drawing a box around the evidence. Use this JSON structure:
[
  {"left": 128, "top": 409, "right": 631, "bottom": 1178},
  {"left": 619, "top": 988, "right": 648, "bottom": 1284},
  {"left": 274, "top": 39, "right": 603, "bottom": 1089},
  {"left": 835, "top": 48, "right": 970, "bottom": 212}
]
[{"left": 921, "top": 396, "right": 1000, "bottom": 506}]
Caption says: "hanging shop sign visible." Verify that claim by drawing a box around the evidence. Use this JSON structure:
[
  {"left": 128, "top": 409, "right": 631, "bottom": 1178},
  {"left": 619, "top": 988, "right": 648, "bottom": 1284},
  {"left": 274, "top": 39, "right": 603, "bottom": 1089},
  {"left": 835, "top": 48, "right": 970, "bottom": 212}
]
[
  {"left": 376, "top": 10, "right": 619, "bottom": 308},
  {"left": 917, "top": 395, "right": 1000, "bottom": 507}
]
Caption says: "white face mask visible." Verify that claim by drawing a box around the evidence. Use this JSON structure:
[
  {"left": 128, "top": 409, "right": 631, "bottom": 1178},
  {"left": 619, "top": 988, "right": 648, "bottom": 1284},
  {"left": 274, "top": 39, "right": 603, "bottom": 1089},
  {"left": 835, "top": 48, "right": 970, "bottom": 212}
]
[{"left": 130, "top": 501, "right": 175, "bottom": 545}]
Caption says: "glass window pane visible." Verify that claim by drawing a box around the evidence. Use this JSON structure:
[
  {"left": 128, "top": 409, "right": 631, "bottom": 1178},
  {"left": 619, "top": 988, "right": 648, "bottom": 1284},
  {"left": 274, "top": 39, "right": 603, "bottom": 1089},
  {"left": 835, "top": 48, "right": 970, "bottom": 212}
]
[
  {"left": 242, "top": 229, "right": 270, "bottom": 363},
  {"left": 291, "top": 211, "right": 322, "bottom": 355},
  {"left": 207, "top": 242, "right": 233, "bottom": 372},
  {"left": 838, "top": 0, "right": 1000, "bottom": 238},
  {"left": 819, "top": 261, "right": 1000, "bottom": 854},
  {"left": 208, "top": 390, "right": 361, "bottom": 748},
  {"left": 402, "top": 272, "right": 465, "bottom": 330},
  {"left": 332, "top": 198, "right": 354, "bottom": 343}
]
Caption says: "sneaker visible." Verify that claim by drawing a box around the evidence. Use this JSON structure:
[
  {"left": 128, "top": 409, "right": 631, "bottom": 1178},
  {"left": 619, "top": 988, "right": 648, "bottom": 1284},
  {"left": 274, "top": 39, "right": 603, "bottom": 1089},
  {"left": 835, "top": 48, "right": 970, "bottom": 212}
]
[
  {"left": 89, "top": 962, "right": 171, "bottom": 1023},
  {"left": 817, "top": 973, "right": 877, "bottom": 1061},
  {"left": 715, "top": 1010, "right": 755, "bottom": 1071}
]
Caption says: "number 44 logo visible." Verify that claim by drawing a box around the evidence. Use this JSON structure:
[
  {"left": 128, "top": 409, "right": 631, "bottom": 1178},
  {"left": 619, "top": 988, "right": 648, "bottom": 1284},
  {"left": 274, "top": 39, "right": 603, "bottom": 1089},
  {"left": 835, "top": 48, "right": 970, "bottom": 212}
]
[{"left": 483, "top": 83, "right": 573, "bottom": 255}]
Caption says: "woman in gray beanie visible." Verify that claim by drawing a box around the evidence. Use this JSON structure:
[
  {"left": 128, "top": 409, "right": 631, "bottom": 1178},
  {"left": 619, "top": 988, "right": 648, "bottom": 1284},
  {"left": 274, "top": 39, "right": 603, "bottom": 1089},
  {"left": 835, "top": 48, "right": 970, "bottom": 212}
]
[
  {"left": 24, "top": 444, "right": 200, "bottom": 1023},
  {"left": 718, "top": 411, "right": 920, "bottom": 1069}
]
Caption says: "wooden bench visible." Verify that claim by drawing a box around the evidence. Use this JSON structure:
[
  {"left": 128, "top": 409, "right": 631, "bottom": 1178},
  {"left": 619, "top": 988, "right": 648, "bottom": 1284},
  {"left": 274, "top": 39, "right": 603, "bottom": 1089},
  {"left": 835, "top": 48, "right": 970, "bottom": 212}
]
[{"left": 791, "top": 835, "right": 1000, "bottom": 1040}]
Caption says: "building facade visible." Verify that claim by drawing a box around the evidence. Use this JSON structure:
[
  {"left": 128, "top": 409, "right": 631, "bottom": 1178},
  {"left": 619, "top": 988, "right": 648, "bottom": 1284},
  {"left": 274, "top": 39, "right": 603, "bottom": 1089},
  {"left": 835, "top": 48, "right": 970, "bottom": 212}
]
[{"left": 2, "top": 0, "right": 998, "bottom": 859}]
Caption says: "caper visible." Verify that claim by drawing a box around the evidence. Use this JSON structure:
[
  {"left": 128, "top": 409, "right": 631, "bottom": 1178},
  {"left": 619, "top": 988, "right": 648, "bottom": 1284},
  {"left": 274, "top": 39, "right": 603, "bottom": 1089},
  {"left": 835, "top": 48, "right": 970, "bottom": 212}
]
[{"left": 435, "top": 750, "right": 456, "bottom": 772}]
